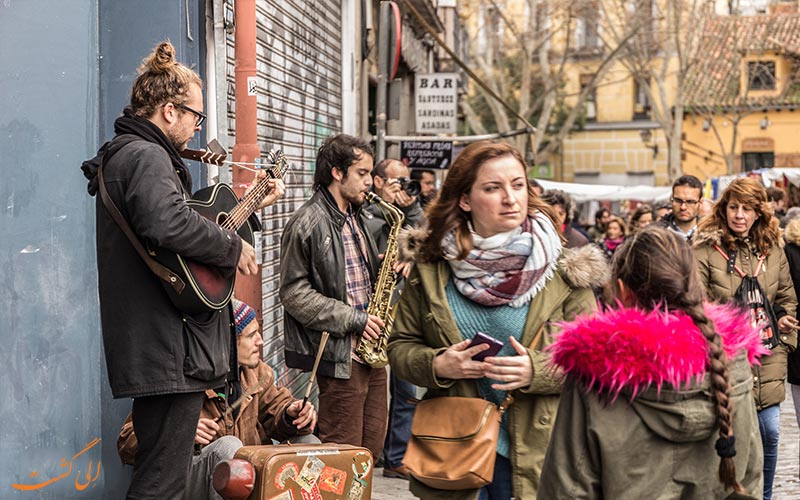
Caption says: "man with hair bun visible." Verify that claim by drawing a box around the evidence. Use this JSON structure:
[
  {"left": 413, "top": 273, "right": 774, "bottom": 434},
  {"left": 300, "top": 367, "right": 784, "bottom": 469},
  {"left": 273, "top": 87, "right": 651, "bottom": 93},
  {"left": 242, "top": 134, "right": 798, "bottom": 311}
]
[{"left": 80, "top": 41, "right": 283, "bottom": 499}]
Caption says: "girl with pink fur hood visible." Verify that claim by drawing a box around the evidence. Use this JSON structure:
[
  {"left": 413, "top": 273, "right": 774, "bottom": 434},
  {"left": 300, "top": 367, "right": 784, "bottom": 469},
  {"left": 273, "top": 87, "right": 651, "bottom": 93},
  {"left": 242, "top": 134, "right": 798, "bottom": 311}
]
[{"left": 538, "top": 226, "right": 766, "bottom": 500}]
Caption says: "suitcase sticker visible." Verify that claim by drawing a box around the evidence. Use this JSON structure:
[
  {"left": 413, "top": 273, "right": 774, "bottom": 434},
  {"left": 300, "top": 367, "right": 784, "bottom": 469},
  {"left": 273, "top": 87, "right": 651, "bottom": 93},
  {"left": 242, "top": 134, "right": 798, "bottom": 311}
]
[{"left": 235, "top": 444, "right": 373, "bottom": 500}]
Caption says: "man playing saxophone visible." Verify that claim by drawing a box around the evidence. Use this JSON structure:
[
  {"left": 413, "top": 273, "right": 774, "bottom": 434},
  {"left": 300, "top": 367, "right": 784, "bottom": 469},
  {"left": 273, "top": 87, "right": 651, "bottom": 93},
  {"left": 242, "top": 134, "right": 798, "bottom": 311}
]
[
  {"left": 363, "top": 159, "right": 424, "bottom": 480},
  {"left": 279, "top": 134, "right": 387, "bottom": 461}
]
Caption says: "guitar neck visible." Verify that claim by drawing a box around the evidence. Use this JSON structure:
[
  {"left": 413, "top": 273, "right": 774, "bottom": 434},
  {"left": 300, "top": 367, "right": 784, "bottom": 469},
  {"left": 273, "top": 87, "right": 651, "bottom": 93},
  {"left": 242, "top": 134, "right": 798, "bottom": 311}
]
[
  {"left": 221, "top": 151, "right": 285, "bottom": 232},
  {"left": 180, "top": 148, "right": 227, "bottom": 166}
]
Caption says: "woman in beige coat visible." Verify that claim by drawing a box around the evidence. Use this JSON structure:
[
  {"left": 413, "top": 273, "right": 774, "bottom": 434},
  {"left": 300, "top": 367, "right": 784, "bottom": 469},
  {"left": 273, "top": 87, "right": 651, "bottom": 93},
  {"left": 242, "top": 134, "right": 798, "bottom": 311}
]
[{"left": 693, "top": 177, "right": 798, "bottom": 500}]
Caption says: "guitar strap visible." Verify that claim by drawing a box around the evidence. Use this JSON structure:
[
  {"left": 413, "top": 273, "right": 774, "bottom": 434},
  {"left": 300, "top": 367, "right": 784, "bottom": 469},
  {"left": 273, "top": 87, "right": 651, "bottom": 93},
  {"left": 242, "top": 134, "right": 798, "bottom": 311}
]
[{"left": 97, "top": 148, "right": 186, "bottom": 295}]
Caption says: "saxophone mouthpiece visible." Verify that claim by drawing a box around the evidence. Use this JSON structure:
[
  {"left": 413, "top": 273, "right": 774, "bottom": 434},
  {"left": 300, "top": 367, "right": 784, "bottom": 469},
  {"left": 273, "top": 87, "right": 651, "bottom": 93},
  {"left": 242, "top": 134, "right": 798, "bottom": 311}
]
[{"left": 365, "top": 192, "right": 381, "bottom": 204}]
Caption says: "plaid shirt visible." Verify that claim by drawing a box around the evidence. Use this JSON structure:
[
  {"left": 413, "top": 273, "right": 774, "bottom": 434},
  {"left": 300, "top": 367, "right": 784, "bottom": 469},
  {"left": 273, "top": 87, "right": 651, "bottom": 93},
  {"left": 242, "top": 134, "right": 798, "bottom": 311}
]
[
  {"left": 342, "top": 211, "right": 373, "bottom": 311},
  {"left": 342, "top": 209, "right": 373, "bottom": 362}
]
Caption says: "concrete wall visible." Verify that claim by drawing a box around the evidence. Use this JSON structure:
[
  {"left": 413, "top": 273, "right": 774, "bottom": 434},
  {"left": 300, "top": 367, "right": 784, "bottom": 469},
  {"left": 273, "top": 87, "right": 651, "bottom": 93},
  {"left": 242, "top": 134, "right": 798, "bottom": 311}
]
[{"left": 0, "top": 1, "right": 205, "bottom": 497}]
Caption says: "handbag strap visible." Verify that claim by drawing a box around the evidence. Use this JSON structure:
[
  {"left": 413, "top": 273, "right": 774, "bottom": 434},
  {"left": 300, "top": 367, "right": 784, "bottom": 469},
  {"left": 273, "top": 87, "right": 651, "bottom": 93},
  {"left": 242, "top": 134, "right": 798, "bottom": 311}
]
[
  {"left": 713, "top": 244, "right": 765, "bottom": 278},
  {"left": 97, "top": 157, "right": 186, "bottom": 294}
]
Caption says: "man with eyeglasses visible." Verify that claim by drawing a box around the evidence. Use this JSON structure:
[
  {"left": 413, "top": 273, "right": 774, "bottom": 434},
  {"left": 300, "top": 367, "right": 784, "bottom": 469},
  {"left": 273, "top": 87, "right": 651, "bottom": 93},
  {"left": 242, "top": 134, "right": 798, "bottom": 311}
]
[
  {"left": 362, "top": 158, "right": 424, "bottom": 480},
  {"left": 656, "top": 175, "right": 703, "bottom": 242},
  {"left": 80, "top": 41, "right": 283, "bottom": 500}
]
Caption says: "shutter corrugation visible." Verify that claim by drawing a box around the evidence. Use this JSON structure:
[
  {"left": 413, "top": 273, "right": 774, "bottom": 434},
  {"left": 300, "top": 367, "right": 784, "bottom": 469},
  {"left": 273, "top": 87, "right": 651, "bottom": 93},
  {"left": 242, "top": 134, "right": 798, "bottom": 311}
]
[{"left": 225, "top": 0, "right": 343, "bottom": 398}]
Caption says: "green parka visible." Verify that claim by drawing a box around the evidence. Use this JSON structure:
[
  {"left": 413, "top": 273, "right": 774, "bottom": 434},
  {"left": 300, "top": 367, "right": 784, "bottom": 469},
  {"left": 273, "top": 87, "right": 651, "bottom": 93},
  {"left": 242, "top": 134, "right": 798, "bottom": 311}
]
[
  {"left": 387, "top": 244, "right": 605, "bottom": 500},
  {"left": 538, "top": 304, "right": 765, "bottom": 499},
  {"left": 694, "top": 229, "right": 798, "bottom": 410}
]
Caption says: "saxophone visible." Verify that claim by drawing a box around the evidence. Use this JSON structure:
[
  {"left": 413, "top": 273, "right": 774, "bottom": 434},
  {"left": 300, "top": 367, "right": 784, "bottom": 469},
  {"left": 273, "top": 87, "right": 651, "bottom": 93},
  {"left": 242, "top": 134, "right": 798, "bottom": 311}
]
[{"left": 355, "top": 192, "right": 405, "bottom": 368}]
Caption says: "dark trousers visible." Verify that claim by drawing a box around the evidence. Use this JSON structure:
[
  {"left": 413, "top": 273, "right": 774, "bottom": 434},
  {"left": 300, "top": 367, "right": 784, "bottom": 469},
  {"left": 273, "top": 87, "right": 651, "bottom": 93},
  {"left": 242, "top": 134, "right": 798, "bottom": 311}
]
[
  {"left": 317, "top": 362, "right": 388, "bottom": 460},
  {"left": 382, "top": 372, "right": 416, "bottom": 469},
  {"left": 126, "top": 392, "right": 205, "bottom": 500}
]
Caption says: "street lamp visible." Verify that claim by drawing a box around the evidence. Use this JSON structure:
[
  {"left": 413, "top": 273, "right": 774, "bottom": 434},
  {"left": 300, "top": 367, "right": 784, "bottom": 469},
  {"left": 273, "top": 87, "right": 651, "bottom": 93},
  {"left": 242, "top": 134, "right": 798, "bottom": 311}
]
[{"left": 640, "top": 128, "right": 659, "bottom": 158}]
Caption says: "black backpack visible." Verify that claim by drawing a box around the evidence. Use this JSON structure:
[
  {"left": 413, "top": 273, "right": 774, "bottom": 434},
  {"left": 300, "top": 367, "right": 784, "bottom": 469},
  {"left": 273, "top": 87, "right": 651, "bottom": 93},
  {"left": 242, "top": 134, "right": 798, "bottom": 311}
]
[{"left": 715, "top": 245, "right": 780, "bottom": 349}]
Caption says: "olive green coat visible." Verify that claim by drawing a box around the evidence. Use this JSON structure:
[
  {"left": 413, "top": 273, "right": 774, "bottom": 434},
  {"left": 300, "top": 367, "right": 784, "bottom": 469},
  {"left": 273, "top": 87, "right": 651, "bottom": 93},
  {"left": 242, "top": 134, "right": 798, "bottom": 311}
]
[
  {"left": 694, "top": 229, "right": 798, "bottom": 409},
  {"left": 387, "top": 245, "right": 603, "bottom": 500}
]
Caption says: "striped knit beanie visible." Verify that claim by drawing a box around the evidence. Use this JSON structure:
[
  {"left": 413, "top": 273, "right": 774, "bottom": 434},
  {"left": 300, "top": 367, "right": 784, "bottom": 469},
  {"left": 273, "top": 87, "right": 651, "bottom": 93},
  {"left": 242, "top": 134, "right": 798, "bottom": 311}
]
[{"left": 232, "top": 299, "right": 256, "bottom": 336}]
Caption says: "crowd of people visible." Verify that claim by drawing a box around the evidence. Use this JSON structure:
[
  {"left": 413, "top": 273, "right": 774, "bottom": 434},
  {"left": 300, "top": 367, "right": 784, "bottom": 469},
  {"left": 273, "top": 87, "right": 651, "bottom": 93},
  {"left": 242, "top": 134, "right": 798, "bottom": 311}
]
[{"left": 85, "top": 41, "right": 800, "bottom": 500}]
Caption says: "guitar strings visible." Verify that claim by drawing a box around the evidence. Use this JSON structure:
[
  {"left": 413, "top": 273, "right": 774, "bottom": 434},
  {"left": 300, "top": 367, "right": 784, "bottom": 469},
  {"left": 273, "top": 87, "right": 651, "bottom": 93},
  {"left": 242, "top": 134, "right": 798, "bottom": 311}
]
[{"left": 222, "top": 158, "right": 286, "bottom": 232}]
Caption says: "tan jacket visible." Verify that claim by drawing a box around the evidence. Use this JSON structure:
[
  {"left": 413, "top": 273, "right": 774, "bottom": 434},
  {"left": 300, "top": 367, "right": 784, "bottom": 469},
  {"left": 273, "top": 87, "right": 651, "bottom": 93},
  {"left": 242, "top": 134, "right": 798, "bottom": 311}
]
[
  {"left": 387, "top": 244, "right": 606, "bottom": 499},
  {"left": 117, "top": 361, "right": 303, "bottom": 465},
  {"left": 694, "top": 229, "right": 797, "bottom": 409}
]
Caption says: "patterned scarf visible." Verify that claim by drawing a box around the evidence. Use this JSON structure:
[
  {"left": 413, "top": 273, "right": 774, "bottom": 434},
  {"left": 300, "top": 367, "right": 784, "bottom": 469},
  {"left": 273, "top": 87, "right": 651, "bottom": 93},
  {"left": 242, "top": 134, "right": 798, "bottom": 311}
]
[{"left": 442, "top": 213, "right": 562, "bottom": 308}]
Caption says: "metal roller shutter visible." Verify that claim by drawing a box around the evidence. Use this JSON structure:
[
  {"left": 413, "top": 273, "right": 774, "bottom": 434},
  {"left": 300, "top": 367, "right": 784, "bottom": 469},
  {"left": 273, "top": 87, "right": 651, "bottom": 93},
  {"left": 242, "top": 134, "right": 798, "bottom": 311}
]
[{"left": 225, "top": 0, "right": 343, "bottom": 397}]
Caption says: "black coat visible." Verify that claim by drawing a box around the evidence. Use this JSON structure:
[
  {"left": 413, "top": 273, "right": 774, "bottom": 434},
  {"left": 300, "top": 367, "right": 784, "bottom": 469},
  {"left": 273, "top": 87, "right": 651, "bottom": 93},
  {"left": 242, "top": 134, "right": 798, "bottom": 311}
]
[
  {"left": 786, "top": 242, "right": 800, "bottom": 385},
  {"left": 279, "top": 188, "right": 380, "bottom": 379},
  {"left": 83, "top": 117, "right": 241, "bottom": 398}
]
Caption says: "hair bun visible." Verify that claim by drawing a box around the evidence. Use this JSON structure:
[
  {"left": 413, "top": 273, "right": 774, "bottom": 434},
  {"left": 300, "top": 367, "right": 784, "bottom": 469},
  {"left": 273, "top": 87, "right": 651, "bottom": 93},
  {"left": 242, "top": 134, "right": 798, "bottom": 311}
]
[{"left": 144, "top": 41, "right": 176, "bottom": 74}]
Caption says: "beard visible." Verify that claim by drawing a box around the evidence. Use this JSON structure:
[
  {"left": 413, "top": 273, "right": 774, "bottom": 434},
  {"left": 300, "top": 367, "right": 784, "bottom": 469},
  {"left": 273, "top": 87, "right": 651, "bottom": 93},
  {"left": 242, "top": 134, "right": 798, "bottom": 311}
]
[{"left": 166, "top": 124, "right": 191, "bottom": 151}]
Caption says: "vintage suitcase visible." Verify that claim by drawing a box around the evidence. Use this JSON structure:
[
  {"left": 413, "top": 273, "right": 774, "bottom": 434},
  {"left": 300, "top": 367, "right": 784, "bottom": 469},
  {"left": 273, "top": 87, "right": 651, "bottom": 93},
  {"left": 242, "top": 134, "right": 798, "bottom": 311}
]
[{"left": 234, "top": 444, "right": 373, "bottom": 500}]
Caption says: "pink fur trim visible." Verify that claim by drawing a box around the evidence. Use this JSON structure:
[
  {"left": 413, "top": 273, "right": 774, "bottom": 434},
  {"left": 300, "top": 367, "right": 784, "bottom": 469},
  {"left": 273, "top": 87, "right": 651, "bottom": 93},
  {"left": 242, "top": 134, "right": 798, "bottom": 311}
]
[{"left": 549, "top": 303, "right": 767, "bottom": 399}]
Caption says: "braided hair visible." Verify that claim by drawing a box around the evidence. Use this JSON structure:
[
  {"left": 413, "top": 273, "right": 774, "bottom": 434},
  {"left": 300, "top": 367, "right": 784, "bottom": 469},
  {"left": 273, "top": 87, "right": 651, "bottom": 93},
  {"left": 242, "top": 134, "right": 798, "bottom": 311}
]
[{"left": 612, "top": 225, "right": 744, "bottom": 493}]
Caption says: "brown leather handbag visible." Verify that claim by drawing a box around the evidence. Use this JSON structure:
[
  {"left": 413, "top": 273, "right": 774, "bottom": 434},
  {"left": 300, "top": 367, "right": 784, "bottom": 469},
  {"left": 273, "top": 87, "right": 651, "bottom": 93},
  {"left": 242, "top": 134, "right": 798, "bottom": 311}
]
[
  {"left": 402, "top": 325, "right": 545, "bottom": 491},
  {"left": 403, "top": 394, "right": 513, "bottom": 490}
]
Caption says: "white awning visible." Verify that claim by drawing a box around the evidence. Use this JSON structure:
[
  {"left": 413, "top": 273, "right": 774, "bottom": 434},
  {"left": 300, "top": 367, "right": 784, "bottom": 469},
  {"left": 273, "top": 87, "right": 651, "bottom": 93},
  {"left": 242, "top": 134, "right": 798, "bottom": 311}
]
[{"left": 537, "top": 179, "right": 671, "bottom": 203}]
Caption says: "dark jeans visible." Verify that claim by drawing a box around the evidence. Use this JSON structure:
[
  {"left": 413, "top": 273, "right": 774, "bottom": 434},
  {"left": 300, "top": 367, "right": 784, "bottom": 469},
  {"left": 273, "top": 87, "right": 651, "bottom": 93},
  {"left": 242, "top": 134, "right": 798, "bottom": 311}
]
[
  {"left": 382, "top": 372, "right": 416, "bottom": 469},
  {"left": 126, "top": 392, "right": 205, "bottom": 500},
  {"left": 478, "top": 454, "right": 513, "bottom": 500},
  {"left": 317, "top": 362, "right": 388, "bottom": 460}
]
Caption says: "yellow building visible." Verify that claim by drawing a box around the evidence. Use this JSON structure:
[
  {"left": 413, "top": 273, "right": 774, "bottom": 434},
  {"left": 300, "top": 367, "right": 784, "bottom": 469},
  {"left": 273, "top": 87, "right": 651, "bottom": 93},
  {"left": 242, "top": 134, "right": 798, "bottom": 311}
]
[{"left": 682, "top": 11, "right": 800, "bottom": 180}]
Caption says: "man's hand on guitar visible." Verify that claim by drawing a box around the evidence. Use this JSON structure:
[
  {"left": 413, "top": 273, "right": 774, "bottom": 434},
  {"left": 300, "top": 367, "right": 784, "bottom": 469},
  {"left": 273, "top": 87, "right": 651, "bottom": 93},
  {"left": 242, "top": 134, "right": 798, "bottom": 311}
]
[
  {"left": 245, "top": 171, "right": 286, "bottom": 209},
  {"left": 237, "top": 240, "right": 259, "bottom": 275}
]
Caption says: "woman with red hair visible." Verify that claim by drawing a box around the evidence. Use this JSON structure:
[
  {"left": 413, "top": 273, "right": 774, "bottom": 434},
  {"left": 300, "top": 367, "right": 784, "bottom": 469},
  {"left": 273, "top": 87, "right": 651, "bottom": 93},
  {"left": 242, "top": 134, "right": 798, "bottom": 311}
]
[{"left": 693, "top": 177, "right": 798, "bottom": 500}]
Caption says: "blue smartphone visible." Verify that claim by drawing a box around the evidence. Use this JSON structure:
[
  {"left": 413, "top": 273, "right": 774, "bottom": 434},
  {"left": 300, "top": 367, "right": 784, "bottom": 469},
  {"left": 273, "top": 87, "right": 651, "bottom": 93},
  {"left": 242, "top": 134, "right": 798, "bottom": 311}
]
[{"left": 468, "top": 332, "right": 504, "bottom": 361}]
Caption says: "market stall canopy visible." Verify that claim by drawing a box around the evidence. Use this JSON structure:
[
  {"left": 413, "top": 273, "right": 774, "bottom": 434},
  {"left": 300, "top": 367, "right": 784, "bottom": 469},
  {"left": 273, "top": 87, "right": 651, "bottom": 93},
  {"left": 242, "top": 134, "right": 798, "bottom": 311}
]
[{"left": 537, "top": 179, "right": 671, "bottom": 203}]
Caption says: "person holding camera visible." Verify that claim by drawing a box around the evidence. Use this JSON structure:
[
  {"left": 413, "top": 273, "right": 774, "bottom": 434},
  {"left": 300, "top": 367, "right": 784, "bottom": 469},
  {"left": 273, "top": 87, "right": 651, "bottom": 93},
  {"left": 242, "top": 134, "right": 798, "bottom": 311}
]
[{"left": 363, "top": 158, "right": 424, "bottom": 479}]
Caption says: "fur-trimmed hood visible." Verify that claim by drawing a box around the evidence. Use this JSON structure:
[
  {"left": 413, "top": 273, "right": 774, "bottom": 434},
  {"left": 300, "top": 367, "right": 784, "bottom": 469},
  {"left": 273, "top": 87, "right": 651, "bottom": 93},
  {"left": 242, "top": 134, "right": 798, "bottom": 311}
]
[
  {"left": 548, "top": 303, "right": 767, "bottom": 401},
  {"left": 693, "top": 225, "right": 785, "bottom": 250},
  {"left": 397, "top": 225, "right": 611, "bottom": 290},
  {"left": 692, "top": 227, "right": 724, "bottom": 249}
]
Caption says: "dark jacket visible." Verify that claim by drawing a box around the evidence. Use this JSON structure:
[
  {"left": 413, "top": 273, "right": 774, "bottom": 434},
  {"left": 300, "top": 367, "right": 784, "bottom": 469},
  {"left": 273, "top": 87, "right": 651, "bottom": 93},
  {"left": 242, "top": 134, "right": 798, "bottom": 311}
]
[
  {"left": 279, "top": 188, "right": 380, "bottom": 379},
  {"left": 786, "top": 241, "right": 800, "bottom": 384},
  {"left": 694, "top": 229, "right": 797, "bottom": 410},
  {"left": 82, "top": 116, "right": 241, "bottom": 399},
  {"left": 118, "top": 360, "right": 304, "bottom": 465},
  {"left": 387, "top": 238, "right": 607, "bottom": 500},
  {"left": 362, "top": 198, "right": 424, "bottom": 252},
  {"left": 539, "top": 304, "right": 765, "bottom": 500}
]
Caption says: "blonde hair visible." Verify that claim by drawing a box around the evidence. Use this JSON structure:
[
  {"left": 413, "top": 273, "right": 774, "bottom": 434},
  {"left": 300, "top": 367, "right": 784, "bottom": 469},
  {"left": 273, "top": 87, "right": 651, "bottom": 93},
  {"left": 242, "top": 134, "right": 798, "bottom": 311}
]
[
  {"left": 786, "top": 218, "right": 800, "bottom": 246},
  {"left": 605, "top": 216, "right": 628, "bottom": 238},
  {"left": 130, "top": 40, "right": 203, "bottom": 118}
]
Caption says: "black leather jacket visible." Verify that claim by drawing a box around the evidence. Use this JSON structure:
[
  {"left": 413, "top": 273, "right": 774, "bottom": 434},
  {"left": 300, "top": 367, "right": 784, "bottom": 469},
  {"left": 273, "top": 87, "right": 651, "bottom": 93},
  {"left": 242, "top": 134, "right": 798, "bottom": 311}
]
[{"left": 279, "top": 188, "right": 379, "bottom": 379}]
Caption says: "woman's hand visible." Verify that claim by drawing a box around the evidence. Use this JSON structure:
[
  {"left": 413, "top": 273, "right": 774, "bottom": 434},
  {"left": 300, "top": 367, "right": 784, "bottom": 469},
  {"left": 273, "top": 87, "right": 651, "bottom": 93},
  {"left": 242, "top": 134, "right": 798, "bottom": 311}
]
[
  {"left": 778, "top": 315, "right": 799, "bottom": 333},
  {"left": 484, "top": 337, "right": 533, "bottom": 391},
  {"left": 432, "top": 339, "right": 489, "bottom": 380}
]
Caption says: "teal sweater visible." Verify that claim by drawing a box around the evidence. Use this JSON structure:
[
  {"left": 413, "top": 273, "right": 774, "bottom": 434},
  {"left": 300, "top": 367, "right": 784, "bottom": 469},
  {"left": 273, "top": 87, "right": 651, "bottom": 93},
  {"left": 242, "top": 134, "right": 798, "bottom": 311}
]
[{"left": 445, "top": 280, "right": 528, "bottom": 459}]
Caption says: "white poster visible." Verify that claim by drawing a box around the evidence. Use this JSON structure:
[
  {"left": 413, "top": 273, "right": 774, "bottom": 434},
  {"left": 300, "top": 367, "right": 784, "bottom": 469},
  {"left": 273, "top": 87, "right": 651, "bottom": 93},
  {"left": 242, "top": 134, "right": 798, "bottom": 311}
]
[{"left": 415, "top": 73, "right": 458, "bottom": 134}]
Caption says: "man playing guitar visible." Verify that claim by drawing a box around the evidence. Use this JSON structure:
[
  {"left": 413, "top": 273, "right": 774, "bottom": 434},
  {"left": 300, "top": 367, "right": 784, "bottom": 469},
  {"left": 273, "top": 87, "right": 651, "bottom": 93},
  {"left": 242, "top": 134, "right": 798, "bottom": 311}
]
[{"left": 80, "top": 41, "right": 283, "bottom": 499}]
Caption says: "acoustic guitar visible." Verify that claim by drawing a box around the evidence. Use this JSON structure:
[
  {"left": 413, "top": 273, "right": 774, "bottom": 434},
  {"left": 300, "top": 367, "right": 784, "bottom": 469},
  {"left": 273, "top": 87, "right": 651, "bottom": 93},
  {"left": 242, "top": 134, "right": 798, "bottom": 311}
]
[{"left": 148, "top": 146, "right": 286, "bottom": 314}]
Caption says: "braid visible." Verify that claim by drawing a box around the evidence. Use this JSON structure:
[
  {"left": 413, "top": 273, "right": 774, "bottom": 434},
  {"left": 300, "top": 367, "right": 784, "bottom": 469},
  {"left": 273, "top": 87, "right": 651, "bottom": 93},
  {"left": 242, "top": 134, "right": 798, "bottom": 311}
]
[
  {"left": 613, "top": 225, "right": 744, "bottom": 494},
  {"left": 683, "top": 300, "right": 744, "bottom": 493}
]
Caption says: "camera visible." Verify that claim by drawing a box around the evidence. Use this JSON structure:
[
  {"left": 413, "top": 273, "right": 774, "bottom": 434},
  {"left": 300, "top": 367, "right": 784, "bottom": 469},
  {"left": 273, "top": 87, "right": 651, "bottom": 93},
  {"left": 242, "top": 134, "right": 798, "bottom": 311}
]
[{"left": 397, "top": 177, "right": 421, "bottom": 197}]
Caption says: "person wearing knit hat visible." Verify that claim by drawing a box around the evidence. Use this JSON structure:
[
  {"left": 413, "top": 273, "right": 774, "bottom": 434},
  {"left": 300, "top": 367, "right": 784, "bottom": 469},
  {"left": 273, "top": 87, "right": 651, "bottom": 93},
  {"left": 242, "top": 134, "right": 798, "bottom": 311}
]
[
  {"left": 118, "top": 299, "right": 319, "bottom": 500},
  {"left": 232, "top": 299, "right": 257, "bottom": 336}
]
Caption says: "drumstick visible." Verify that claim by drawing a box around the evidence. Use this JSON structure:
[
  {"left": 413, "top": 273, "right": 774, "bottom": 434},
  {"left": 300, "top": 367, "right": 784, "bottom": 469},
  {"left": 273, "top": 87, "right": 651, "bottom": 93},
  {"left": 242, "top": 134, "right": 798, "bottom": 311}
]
[{"left": 301, "top": 331, "right": 330, "bottom": 410}]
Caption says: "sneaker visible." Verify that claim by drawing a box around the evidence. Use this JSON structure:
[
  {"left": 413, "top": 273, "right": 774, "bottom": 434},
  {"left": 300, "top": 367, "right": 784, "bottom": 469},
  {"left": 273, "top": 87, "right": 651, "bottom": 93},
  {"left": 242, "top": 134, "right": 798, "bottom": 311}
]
[{"left": 382, "top": 465, "right": 410, "bottom": 480}]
